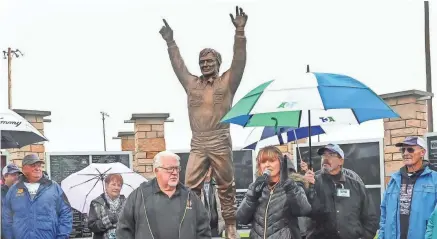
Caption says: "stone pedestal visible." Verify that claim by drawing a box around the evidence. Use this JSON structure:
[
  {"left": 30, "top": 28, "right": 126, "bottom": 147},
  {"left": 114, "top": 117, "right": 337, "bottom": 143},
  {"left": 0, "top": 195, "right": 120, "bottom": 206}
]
[
  {"left": 131, "top": 113, "right": 169, "bottom": 179},
  {"left": 280, "top": 138, "right": 308, "bottom": 157},
  {"left": 380, "top": 90, "right": 433, "bottom": 184},
  {"left": 117, "top": 131, "right": 135, "bottom": 151},
  {"left": 6, "top": 109, "right": 51, "bottom": 168},
  {"left": 276, "top": 139, "right": 308, "bottom": 171}
]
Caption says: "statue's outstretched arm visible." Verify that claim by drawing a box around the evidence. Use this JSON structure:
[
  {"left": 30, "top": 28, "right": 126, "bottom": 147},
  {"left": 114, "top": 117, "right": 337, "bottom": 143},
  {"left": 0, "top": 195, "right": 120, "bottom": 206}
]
[
  {"left": 228, "top": 6, "right": 248, "bottom": 94},
  {"left": 159, "top": 19, "right": 192, "bottom": 90}
]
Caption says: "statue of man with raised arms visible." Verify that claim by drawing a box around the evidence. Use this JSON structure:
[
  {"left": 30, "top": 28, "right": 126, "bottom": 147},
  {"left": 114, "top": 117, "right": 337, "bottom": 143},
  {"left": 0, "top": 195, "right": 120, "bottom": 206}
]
[{"left": 159, "top": 6, "right": 248, "bottom": 239}]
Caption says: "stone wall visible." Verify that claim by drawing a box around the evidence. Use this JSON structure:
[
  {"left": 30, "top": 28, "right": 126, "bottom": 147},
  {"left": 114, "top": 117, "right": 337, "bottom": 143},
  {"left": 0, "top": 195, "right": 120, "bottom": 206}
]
[
  {"left": 278, "top": 139, "right": 308, "bottom": 158},
  {"left": 6, "top": 109, "right": 51, "bottom": 169},
  {"left": 117, "top": 131, "right": 135, "bottom": 151},
  {"left": 380, "top": 90, "right": 433, "bottom": 185}
]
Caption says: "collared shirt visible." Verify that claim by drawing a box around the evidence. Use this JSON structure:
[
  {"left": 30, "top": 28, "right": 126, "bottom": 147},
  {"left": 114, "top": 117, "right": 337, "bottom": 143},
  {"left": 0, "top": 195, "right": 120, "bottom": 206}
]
[
  {"left": 186, "top": 76, "right": 233, "bottom": 133},
  {"left": 152, "top": 180, "right": 183, "bottom": 239},
  {"left": 167, "top": 32, "right": 247, "bottom": 133}
]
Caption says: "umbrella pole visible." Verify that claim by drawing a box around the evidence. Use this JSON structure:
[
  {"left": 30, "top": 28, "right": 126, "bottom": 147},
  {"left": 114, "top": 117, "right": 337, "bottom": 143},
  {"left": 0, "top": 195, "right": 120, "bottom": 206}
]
[
  {"left": 292, "top": 129, "right": 303, "bottom": 162},
  {"left": 308, "top": 110, "right": 312, "bottom": 170},
  {"left": 306, "top": 65, "right": 313, "bottom": 170}
]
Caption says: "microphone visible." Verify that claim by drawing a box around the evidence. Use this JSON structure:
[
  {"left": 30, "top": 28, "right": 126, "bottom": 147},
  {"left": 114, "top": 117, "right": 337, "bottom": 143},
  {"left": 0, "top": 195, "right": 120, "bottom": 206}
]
[{"left": 255, "top": 169, "right": 271, "bottom": 192}]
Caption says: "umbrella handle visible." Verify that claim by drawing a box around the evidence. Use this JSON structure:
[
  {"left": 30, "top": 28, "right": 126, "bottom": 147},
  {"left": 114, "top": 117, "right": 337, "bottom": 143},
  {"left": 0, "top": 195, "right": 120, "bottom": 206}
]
[{"left": 271, "top": 117, "right": 285, "bottom": 145}]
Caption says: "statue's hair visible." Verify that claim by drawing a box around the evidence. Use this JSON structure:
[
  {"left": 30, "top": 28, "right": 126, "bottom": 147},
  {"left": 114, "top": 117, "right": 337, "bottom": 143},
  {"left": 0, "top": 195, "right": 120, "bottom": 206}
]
[
  {"left": 199, "top": 48, "right": 222, "bottom": 69},
  {"left": 255, "top": 146, "right": 283, "bottom": 176}
]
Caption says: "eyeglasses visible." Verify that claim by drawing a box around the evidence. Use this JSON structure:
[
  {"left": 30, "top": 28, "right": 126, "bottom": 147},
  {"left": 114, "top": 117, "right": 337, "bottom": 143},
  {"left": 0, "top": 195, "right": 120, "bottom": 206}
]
[
  {"left": 158, "top": 166, "right": 181, "bottom": 173},
  {"left": 400, "top": 147, "right": 415, "bottom": 153},
  {"left": 321, "top": 153, "right": 339, "bottom": 158}
]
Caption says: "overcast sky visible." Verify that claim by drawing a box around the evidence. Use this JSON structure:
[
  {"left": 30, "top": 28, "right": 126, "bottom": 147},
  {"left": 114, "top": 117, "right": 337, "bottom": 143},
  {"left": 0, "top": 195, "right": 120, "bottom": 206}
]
[{"left": 0, "top": 0, "right": 436, "bottom": 153}]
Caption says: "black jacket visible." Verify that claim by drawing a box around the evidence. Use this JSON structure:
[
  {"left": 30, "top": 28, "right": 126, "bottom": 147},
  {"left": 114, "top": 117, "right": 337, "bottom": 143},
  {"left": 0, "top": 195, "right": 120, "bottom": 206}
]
[
  {"left": 237, "top": 178, "right": 311, "bottom": 239},
  {"left": 116, "top": 178, "right": 211, "bottom": 239},
  {"left": 306, "top": 171, "right": 378, "bottom": 239},
  {"left": 88, "top": 193, "right": 126, "bottom": 239}
]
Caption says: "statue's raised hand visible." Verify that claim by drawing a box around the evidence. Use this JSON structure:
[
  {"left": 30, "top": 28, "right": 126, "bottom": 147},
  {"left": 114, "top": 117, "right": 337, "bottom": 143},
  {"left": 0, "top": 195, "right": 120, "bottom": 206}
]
[
  {"left": 159, "top": 19, "right": 174, "bottom": 42},
  {"left": 230, "top": 6, "right": 248, "bottom": 29}
]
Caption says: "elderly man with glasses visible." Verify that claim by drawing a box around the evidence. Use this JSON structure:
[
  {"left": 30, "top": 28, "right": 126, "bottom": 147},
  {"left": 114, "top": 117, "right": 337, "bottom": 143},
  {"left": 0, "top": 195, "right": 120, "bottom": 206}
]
[
  {"left": 379, "top": 136, "right": 437, "bottom": 239},
  {"left": 303, "top": 143, "right": 378, "bottom": 239},
  {"left": 116, "top": 151, "right": 211, "bottom": 239}
]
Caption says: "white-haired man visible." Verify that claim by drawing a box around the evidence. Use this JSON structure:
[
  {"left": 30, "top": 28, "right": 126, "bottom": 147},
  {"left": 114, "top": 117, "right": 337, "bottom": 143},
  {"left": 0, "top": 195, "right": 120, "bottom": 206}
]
[{"left": 116, "top": 151, "right": 211, "bottom": 239}]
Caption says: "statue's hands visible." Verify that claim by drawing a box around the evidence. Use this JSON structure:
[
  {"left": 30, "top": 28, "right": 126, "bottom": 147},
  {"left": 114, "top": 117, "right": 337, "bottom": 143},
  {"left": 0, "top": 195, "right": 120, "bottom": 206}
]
[
  {"left": 159, "top": 19, "right": 174, "bottom": 42},
  {"left": 230, "top": 6, "right": 248, "bottom": 29}
]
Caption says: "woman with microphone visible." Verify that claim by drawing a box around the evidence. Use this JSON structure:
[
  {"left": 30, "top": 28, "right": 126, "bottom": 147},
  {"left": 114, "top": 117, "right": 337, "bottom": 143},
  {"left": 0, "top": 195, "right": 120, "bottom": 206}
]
[{"left": 237, "top": 146, "right": 311, "bottom": 239}]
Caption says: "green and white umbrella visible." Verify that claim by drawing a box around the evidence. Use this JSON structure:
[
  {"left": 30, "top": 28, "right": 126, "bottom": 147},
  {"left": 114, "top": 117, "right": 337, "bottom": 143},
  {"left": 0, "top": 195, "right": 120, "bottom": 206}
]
[
  {"left": 221, "top": 72, "right": 399, "bottom": 168},
  {"left": 221, "top": 73, "right": 398, "bottom": 128}
]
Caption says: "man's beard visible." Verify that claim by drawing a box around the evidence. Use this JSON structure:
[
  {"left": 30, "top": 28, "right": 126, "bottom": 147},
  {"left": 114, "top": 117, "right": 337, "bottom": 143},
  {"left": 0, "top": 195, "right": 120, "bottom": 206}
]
[
  {"left": 168, "top": 181, "right": 178, "bottom": 187},
  {"left": 322, "top": 164, "right": 338, "bottom": 174}
]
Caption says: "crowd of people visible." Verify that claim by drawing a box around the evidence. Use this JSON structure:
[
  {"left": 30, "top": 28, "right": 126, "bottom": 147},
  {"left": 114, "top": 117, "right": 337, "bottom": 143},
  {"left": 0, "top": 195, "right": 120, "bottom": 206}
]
[{"left": 1, "top": 136, "right": 437, "bottom": 239}]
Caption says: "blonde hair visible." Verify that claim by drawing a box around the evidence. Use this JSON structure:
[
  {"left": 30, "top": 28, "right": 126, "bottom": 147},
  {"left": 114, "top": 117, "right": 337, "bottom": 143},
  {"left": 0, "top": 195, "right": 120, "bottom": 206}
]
[{"left": 255, "top": 146, "right": 283, "bottom": 176}]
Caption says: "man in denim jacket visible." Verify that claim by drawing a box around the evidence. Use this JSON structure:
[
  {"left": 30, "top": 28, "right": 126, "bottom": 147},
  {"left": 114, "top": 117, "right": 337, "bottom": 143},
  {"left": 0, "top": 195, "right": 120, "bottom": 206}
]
[{"left": 379, "top": 136, "right": 437, "bottom": 239}]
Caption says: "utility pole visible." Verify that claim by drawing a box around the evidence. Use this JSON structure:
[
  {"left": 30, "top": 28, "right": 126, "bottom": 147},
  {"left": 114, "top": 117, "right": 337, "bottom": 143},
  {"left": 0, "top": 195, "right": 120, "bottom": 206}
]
[
  {"left": 425, "top": 1, "right": 433, "bottom": 132},
  {"left": 100, "top": 111, "right": 109, "bottom": 151},
  {"left": 2, "top": 48, "right": 24, "bottom": 109}
]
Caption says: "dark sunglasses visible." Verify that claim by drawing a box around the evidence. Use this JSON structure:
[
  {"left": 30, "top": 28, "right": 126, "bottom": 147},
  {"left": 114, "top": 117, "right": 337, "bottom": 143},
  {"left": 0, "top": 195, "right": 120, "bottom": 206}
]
[{"left": 400, "top": 147, "right": 415, "bottom": 153}]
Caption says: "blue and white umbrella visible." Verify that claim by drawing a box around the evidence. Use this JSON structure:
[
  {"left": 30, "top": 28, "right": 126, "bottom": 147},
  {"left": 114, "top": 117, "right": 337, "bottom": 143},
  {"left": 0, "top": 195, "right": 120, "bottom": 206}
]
[
  {"left": 222, "top": 72, "right": 399, "bottom": 128},
  {"left": 243, "top": 125, "right": 326, "bottom": 150},
  {"left": 222, "top": 70, "right": 400, "bottom": 168}
]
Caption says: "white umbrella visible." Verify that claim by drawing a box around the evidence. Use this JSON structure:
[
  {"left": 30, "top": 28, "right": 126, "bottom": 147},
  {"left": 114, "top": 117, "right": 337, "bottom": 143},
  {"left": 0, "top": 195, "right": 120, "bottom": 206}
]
[
  {"left": 0, "top": 109, "right": 48, "bottom": 149},
  {"left": 61, "top": 162, "right": 148, "bottom": 214}
]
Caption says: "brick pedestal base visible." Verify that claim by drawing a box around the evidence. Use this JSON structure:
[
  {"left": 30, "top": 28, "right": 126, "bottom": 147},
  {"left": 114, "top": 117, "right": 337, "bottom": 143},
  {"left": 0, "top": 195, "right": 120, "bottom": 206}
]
[
  {"left": 380, "top": 90, "right": 433, "bottom": 184},
  {"left": 130, "top": 113, "right": 169, "bottom": 179}
]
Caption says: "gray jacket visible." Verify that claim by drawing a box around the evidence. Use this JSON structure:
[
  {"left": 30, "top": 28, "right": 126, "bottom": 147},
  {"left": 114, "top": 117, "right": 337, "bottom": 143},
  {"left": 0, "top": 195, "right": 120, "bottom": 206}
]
[
  {"left": 88, "top": 193, "right": 126, "bottom": 239},
  {"left": 116, "top": 178, "right": 211, "bottom": 239},
  {"left": 200, "top": 182, "right": 225, "bottom": 236}
]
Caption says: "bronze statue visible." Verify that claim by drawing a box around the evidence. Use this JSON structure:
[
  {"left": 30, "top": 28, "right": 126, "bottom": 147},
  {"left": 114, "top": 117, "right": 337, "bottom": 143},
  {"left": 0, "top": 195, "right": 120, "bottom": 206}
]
[{"left": 159, "top": 6, "right": 247, "bottom": 239}]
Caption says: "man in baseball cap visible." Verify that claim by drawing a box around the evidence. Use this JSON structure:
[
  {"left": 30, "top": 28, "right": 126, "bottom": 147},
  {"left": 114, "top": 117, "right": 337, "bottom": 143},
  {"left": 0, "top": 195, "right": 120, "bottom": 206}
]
[
  {"left": 378, "top": 136, "right": 437, "bottom": 239},
  {"left": 303, "top": 143, "right": 378, "bottom": 238},
  {"left": 1, "top": 164, "right": 21, "bottom": 200},
  {"left": 2, "top": 153, "right": 73, "bottom": 239},
  {"left": 1, "top": 163, "right": 21, "bottom": 239},
  {"left": 317, "top": 143, "right": 344, "bottom": 174}
]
